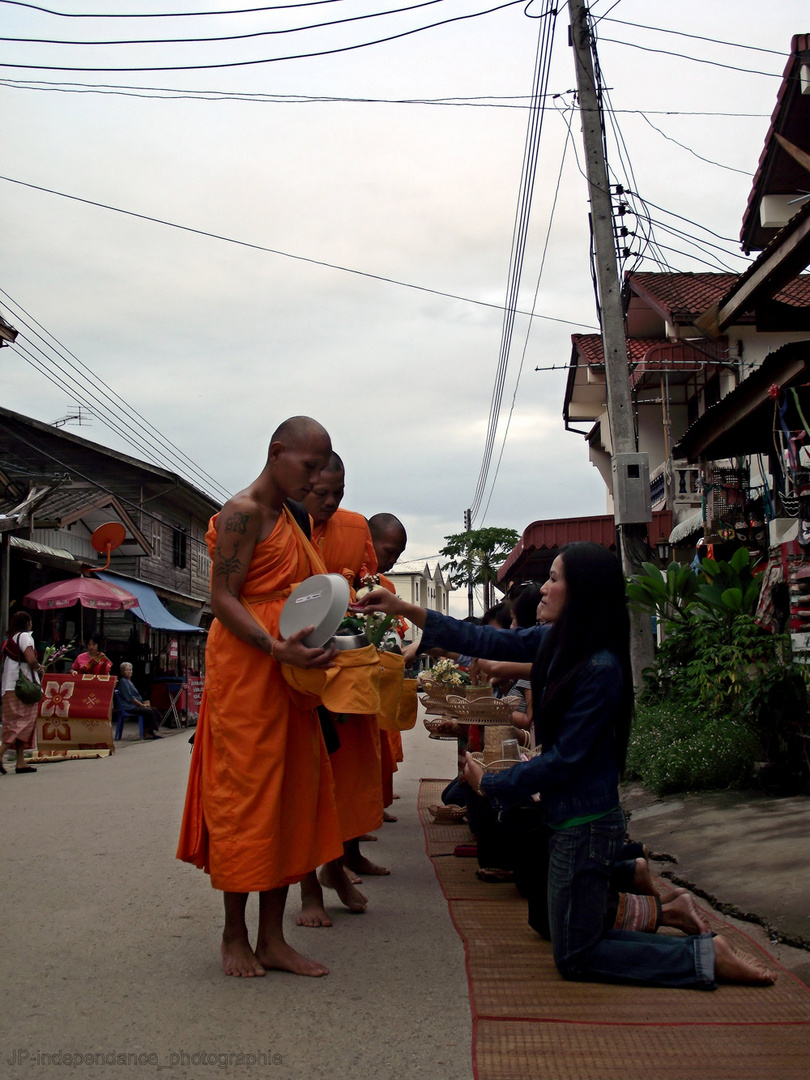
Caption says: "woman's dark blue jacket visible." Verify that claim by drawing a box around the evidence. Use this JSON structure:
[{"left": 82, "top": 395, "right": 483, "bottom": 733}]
[{"left": 419, "top": 610, "right": 623, "bottom": 825}]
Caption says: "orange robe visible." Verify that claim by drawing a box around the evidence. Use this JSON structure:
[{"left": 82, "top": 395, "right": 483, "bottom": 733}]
[
  {"left": 177, "top": 508, "right": 343, "bottom": 893},
  {"left": 312, "top": 509, "right": 384, "bottom": 840},
  {"left": 378, "top": 573, "right": 405, "bottom": 800}
]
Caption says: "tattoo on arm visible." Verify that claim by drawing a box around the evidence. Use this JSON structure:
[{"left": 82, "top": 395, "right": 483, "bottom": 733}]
[
  {"left": 215, "top": 543, "right": 243, "bottom": 598},
  {"left": 223, "top": 511, "right": 251, "bottom": 535}
]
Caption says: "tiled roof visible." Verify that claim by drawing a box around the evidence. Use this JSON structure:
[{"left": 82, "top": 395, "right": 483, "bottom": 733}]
[
  {"left": 742, "top": 35, "right": 810, "bottom": 252},
  {"left": 572, "top": 335, "right": 662, "bottom": 366},
  {"left": 627, "top": 272, "right": 810, "bottom": 323}
]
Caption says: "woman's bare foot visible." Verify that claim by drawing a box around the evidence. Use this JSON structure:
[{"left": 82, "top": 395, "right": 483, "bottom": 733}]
[
  {"left": 221, "top": 937, "right": 266, "bottom": 977},
  {"left": 660, "top": 893, "right": 711, "bottom": 935},
  {"left": 713, "top": 934, "right": 777, "bottom": 985},
  {"left": 632, "top": 858, "right": 657, "bottom": 896},
  {"left": 344, "top": 852, "right": 390, "bottom": 876},
  {"left": 658, "top": 886, "right": 688, "bottom": 904},
  {"left": 255, "top": 940, "right": 329, "bottom": 977},
  {"left": 318, "top": 862, "right": 368, "bottom": 912}
]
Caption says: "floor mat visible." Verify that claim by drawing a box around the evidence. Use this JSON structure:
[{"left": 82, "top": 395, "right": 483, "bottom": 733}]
[{"left": 419, "top": 779, "right": 810, "bottom": 1080}]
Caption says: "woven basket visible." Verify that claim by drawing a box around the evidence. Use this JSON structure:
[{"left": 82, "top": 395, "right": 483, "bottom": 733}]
[
  {"left": 463, "top": 684, "right": 493, "bottom": 700},
  {"left": 419, "top": 694, "right": 455, "bottom": 716},
  {"left": 444, "top": 695, "right": 517, "bottom": 723}
]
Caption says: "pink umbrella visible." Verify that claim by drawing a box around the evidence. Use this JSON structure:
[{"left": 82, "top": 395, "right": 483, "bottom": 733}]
[{"left": 24, "top": 576, "right": 138, "bottom": 611}]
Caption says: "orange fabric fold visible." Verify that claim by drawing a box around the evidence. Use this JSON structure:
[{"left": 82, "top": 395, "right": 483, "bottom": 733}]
[
  {"left": 311, "top": 509, "right": 383, "bottom": 839},
  {"left": 176, "top": 507, "right": 342, "bottom": 892}
]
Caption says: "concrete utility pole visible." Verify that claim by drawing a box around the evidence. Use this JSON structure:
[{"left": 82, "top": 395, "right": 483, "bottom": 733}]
[
  {"left": 464, "top": 508, "right": 474, "bottom": 618},
  {"left": 568, "top": 0, "right": 654, "bottom": 683}
]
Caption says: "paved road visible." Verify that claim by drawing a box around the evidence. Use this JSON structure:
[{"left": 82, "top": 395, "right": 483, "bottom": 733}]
[{"left": 1, "top": 724, "right": 472, "bottom": 1080}]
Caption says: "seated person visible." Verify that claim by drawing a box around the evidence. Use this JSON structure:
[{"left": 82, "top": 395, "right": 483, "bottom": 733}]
[
  {"left": 116, "top": 662, "right": 162, "bottom": 740},
  {"left": 71, "top": 633, "right": 113, "bottom": 675}
]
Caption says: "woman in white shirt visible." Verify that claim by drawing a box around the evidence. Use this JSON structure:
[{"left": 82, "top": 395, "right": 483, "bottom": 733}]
[{"left": 1, "top": 610, "right": 42, "bottom": 774}]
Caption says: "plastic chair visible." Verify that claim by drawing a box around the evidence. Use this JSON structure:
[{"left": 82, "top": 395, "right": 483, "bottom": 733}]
[{"left": 114, "top": 690, "right": 144, "bottom": 740}]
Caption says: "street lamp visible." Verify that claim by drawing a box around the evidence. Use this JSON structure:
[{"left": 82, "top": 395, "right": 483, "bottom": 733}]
[{"left": 656, "top": 534, "right": 671, "bottom": 565}]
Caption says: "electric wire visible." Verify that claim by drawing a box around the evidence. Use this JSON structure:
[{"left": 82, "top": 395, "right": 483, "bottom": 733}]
[
  {"left": 0, "top": 0, "right": 526, "bottom": 72},
  {"left": 601, "top": 16, "right": 788, "bottom": 57},
  {"left": 597, "top": 37, "right": 787, "bottom": 81},
  {"left": 637, "top": 112, "right": 751, "bottom": 177},
  {"left": 0, "top": 0, "right": 347, "bottom": 16},
  {"left": 468, "top": 0, "right": 557, "bottom": 523},
  {"left": 479, "top": 101, "right": 572, "bottom": 526},
  {"left": 3, "top": 0, "right": 456, "bottom": 47},
  {"left": 0, "top": 175, "right": 597, "bottom": 330},
  {"left": 0, "top": 289, "right": 233, "bottom": 501}
]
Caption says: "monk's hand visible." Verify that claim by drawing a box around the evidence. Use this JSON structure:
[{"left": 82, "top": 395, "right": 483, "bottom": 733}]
[
  {"left": 349, "top": 587, "right": 400, "bottom": 616},
  {"left": 274, "top": 626, "right": 337, "bottom": 669},
  {"left": 462, "top": 751, "right": 485, "bottom": 797}
]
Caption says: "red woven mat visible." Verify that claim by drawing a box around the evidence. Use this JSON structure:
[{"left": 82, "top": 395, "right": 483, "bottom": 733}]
[{"left": 418, "top": 779, "right": 810, "bottom": 1080}]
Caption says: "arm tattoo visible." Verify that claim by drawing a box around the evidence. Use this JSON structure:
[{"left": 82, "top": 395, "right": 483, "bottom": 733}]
[
  {"left": 215, "top": 542, "right": 243, "bottom": 597},
  {"left": 223, "top": 511, "right": 251, "bottom": 535}
]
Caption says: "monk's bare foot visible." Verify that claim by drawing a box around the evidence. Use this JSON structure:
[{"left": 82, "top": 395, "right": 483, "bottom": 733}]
[
  {"left": 344, "top": 853, "right": 390, "bottom": 876},
  {"left": 297, "top": 898, "right": 333, "bottom": 928},
  {"left": 660, "top": 892, "right": 710, "bottom": 935},
  {"left": 356, "top": 833, "right": 378, "bottom": 842},
  {"left": 392, "top": 793, "right": 400, "bottom": 799},
  {"left": 221, "top": 938, "right": 266, "bottom": 977},
  {"left": 255, "top": 940, "right": 329, "bottom": 977},
  {"left": 383, "top": 810, "right": 398, "bottom": 823},
  {"left": 713, "top": 934, "right": 776, "bottom": 985},
  {"left": 318, "top": 863, "right": 368, "bottom": 912},
  {"left": 345, "top": 867, "right": 362, "bottom": 885}
]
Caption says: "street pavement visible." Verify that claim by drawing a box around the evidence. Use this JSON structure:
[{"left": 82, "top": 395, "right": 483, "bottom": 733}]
[
  {"left": 2, "top": 716, "right": 808, "bottom": 1080},
  {"left": 1, "top": 723, "right": 472, "bottom": 1080}
]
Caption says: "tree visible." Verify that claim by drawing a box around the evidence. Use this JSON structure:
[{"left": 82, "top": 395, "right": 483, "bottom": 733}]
[{"left": 440, "top": 527, "right": 520, "bottom": 613}]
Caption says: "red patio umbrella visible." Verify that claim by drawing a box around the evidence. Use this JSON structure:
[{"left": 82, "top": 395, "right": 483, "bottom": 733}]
[{"left": 23, "top": 576, "right": 138, "bottom": 611}]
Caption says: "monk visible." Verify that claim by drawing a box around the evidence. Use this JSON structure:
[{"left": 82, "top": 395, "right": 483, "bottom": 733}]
[
  {"left": 297, "top": 453, "right": 387, "bottom": 928},
  {"left": 177, "top": 417, "right": 343, "bottom": 978},
  {"left": 368, "top": 513, "right": 409, "bottom": 820}
]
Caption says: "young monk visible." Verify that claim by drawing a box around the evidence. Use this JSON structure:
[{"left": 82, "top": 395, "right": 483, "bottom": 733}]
[
  {"left": 296, "top": 453, "right": 387, "bottom": 928},
  {"left": 368, "top": 513, "right": 409, "bottom": 820},
  {"left": 176, "top": 416, "right": 343, "bottom": 978}
]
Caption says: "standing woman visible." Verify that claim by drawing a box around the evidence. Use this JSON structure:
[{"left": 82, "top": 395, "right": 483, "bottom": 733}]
[
  {"left": 1, "top": 611, "right": 42, "bottom": 774},
  {"left": 71, "top": 633, "right": 112, "bottom": 675},
  {"left": 355, "top": 542, "right": 775, "bottom": 988}
]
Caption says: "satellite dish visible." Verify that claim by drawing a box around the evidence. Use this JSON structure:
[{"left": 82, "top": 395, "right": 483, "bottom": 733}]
[{"left": 90, "top": 522, "right": 127, "bottom": 571}]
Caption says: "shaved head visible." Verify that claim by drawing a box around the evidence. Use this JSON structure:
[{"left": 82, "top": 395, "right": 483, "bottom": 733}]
[
  {"left": 321, "top": 451, "right": 344, "bottom": 474},
  {"left": 368, "top": 513, "right": 407, "bottom": 573},
  {"left": 270, "top": 415, "right": 330, "bottom": 451}
]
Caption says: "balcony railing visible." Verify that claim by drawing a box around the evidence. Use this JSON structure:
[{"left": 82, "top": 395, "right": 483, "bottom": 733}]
[{"left": 649, "top": 459, "right": 702, "bottom": 513}]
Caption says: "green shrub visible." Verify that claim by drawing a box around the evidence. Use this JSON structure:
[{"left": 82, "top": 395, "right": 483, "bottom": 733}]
[{"left": 626, "top": 702, "right": 760, "bottom": 795}]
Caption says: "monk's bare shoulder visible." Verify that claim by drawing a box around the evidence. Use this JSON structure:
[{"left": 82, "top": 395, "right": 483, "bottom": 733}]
[{"left": 211, "top": 493, "right": 276, "bottom": 601}]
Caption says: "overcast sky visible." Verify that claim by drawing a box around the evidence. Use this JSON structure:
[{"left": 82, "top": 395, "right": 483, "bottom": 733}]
[{"left": 1, "top": 0, "right": 806, "bottom": 613}]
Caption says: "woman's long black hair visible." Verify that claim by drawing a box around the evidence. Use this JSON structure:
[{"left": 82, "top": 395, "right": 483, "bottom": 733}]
[{"left": 531, "top": 542, "right": 633, "bottom": 773}]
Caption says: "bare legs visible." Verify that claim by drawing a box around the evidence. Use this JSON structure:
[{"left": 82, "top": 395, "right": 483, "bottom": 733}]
[
  {"left": 343, "top": 837, "right": 389, "bottom": 877},
  {"left": 222, "top": 888, "right": 329, "bottom": 977}
]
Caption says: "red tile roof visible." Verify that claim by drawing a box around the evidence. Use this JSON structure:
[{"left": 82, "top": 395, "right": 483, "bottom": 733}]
[
  {"left": 572, "top": 335, "right": 661, "bottom": 365},
  {"left": 627, "top": 272, "right": 810, "bottom": 324}
]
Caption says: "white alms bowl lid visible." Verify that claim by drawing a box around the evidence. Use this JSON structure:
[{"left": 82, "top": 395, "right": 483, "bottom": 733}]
[{"left": 278, "top": 573, "right": 351, "bottom": 648}]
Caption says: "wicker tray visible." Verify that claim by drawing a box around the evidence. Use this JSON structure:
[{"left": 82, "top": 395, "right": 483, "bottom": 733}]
[{"left": 444, "top": 694, "right": 521, "bottom": 723}]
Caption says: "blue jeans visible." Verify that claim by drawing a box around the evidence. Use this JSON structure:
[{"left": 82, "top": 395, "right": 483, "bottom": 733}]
[{"left": 547, "top": 807, "right": 716, "bottom": 989}]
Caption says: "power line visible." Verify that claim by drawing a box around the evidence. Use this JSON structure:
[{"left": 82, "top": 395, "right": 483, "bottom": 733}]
[
  {"left": 0, "top": 0, "right": 526, "bottom": 71},
  {"left": 601, "top": 16, "right": 788, "bottom": 57},
  {"left": 636, "top": 112, "right": 751, "bottom": 177},
  {"left": 0, "top": 288, "right": 232, "bottom": 502},
  {"left": 0, "top": 0, "right": 346, "bottom": 16},
  {"left": 469, "top": 0, "right": 557, "bottom": 523},
  {"left": 3, "top": 0, "right": 452, "bottom": 47},
  {"left": 597, "top": 37, "right": 786, "bottom": 80},
  {"left": 0, "top": 79, "right": 772, "bottom": 116},
  {"left": 0, "top": 174, "right": 598, "bottom": 330}
]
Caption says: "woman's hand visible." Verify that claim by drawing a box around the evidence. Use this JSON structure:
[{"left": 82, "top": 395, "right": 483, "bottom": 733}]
[
  {"left": 274, "top": 626, "right": 337, "bottom": 669},
  {"left": 462, "top": 751, "right": 486, "bottom": 797},
  {"left": 350, "top": 587, "right": 402, "bottom": 616}
]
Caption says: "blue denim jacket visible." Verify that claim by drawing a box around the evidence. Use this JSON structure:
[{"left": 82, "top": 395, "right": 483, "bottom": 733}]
[{"left": 419, "top": 611, "right": 622, "bottom": 825}]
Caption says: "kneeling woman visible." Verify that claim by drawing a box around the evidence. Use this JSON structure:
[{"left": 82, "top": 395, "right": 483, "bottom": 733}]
[{"left": 355, "top": 542, "right": 774, "bottom": 989}]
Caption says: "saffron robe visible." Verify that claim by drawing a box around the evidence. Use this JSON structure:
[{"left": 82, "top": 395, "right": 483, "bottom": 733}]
[
  {"left": 176, "top": 508, "right": 342, "bottom": 892},
  {"left": 312, "top": 509, "right": 384, "bottom": 839},
  {"left": 378, "top": 573, "right": 405, "bottom": 801}
]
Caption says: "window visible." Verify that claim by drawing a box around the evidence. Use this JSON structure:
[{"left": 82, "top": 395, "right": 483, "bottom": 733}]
[
  {"left": 173, "top": 527, "right": 187, "bottom": 569},
  {"left": 152, "top": 521, "right": 162, "bottom": 559}
]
